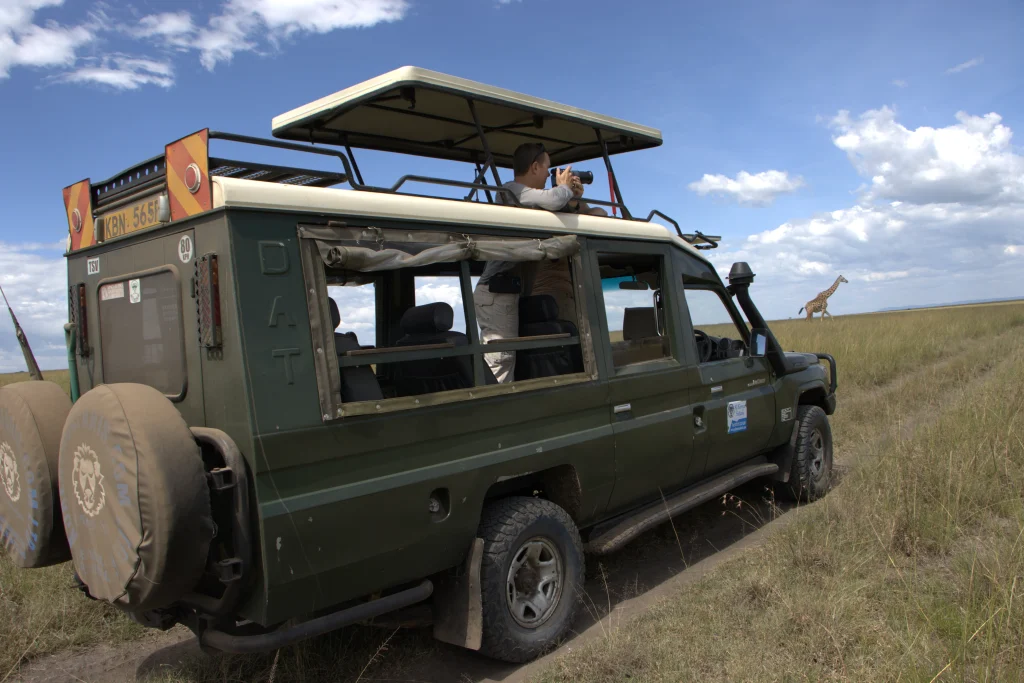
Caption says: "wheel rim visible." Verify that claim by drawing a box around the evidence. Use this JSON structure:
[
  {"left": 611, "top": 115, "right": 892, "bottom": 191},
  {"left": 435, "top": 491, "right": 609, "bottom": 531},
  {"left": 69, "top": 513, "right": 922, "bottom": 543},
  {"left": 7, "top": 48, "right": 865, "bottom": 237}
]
[
  {"left": 809, "top": 428, "right": 826, "bottom": 479},
  {"left": 505, "top": 537, "right": 563, "bottom": 629}
]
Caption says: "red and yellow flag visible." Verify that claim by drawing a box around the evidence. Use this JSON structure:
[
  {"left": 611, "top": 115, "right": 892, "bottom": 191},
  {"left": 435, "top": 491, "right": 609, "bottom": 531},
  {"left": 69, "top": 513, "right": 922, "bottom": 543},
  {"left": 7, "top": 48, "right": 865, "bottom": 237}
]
[
  {"left": 165, "top": 129, "right": 212, "bottom": 222},
  {"left": 62, "top": 179, "right": 95, "bottom": 251}
]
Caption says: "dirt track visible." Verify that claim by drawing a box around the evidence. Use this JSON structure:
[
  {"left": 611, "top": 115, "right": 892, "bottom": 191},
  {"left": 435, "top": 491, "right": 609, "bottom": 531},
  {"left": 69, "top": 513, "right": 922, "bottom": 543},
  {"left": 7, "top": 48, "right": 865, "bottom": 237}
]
[{"left": 12, "top": 479, "right": 798, "bottom": 683}]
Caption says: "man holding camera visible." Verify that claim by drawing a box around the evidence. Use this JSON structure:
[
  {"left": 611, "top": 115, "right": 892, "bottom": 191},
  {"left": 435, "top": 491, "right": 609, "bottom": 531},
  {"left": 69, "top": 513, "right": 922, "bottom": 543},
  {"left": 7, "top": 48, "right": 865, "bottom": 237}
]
[{"left": 474, "top": 143, "right": 606, "bottom": 382}]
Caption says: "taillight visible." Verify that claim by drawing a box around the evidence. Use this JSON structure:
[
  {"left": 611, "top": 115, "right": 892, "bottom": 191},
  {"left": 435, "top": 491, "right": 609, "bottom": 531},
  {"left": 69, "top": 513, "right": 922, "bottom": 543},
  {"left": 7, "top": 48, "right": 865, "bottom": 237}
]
[
  {"left": 196, "top": 254, "right": 222, "bottom": 348},
  {"left": 68, "top": 283, "right": 89, "bottom": 356}
]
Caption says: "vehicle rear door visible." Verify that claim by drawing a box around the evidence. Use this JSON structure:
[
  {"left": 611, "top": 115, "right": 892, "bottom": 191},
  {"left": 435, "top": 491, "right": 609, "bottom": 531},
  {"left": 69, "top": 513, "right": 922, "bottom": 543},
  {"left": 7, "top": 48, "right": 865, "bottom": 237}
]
[{"left": 88, "top": 227, "right": 204, "bottom": 426}]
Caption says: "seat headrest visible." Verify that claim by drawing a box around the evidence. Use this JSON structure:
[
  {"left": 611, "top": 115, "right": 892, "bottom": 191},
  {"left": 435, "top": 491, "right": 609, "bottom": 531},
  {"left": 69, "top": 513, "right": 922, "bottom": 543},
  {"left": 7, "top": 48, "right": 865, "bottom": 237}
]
[
  {"left": 329, "top": 298, "right": 341, "bottom": 330},
  {"left": 622, "top": 307, "right": 658, "bottom": 341},
  {"left": 519, "top": 295, "right": 559, "bottom": 324},
  {"left": 400, "top": 302, "right": 454, "bottom": 335}
]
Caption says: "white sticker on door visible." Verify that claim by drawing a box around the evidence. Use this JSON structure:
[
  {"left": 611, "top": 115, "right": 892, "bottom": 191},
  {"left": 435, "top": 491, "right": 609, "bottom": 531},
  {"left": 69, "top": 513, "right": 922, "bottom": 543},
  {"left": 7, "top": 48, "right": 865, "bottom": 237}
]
[
  {"left": 129, "top": 278, "right": 141, "bottom": 304},
  {"left": 87, "top": 257, "right": 100, "bottom": 276},
  {"left": 780, "top": 407, "right": 793, "bottom": 422},
  {"left": 727, "top": 400, "right": 748, "bottom": 434},
  {"left": 99, "top": 282, "right": 123, "bottom": 301},
  {"left": 178, "top": 235, "right": 193, "bottom": 264}
]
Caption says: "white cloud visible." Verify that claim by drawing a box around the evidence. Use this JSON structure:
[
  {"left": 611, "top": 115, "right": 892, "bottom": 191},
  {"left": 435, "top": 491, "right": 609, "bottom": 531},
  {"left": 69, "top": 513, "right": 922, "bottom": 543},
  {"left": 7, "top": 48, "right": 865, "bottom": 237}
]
[
  {"left": 705, "top": 107, "right": 1024, "bottom": 317},
  {"left": 59, "top": 55, "right": 174, "bottom": 89},
  {"left": 830, "top": 107, "right": 1024, "bottom": 206},
  {"left": 0, "top": 0, "right": 94, "bottom": 78},
  {"left": 688, "top": 170, "right": 805, "bottom": 206},
  {"left": 946, "top": 56, "right": 984, "bottom": 74},
  {"left": 0, "top": 242, "right": 68, "bottom": 373},
  {"left": 1, "top": 1, "right": 410, "bottom": 88},
  {"left": 138, "top": 12, "right": 194, "bottom": 38},
  {"left": 194, "top": 0, "right": 409, "bottom": 69},
  {"left": 891, "top": 79, "right": 907, "bottom": 88}
]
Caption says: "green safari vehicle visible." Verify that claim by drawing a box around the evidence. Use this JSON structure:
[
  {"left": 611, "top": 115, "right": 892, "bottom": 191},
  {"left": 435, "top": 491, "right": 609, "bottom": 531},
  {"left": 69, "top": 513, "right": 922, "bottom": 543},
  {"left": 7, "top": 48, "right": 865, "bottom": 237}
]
[{"left": 0, "top": 67, "right": 837, "bottom": 663}]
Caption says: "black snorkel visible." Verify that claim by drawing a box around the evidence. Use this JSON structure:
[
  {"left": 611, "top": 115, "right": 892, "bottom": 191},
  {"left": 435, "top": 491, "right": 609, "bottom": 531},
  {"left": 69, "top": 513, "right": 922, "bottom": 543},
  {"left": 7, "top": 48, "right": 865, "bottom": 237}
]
[{"left": 727, "top": 262, "right": 796, "bottom": 377}]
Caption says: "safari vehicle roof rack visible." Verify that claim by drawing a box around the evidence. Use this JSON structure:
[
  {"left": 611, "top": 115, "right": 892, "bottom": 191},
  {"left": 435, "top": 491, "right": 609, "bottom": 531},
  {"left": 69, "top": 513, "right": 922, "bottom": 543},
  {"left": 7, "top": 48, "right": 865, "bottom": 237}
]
[
  {"left": 271, "top": 66, "right": 668, "bottom": 220},
  {"left": 63, "top": 68, "right": 713, "bottom": 254}
]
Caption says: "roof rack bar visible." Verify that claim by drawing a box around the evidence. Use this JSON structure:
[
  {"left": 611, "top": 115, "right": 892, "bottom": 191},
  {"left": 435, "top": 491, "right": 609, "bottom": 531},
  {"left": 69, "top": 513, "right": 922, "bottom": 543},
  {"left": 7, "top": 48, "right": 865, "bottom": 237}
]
[
  {"left": 684, "top": 231, "right": 722, "bottom": 250},
  {"left": 596, "top": 129, "right": 631, "bottom": 219},
  {"left": 389, "top": 175, "right": 520, "bottom": 204},
  {"left": 466, "top": 162, "right": 495, "bottom": 203},
  {"left": 209, "top": 130, "right": 364, "bottom": 189},
  {"left": 467, "top": 98, "right": 503, "bottom": 188},
  {"left": 343, "top": 139, "right": 365, "bottom": 186},
  {"left": 209, "top": 157, "right": 347, "bottom": 187}
]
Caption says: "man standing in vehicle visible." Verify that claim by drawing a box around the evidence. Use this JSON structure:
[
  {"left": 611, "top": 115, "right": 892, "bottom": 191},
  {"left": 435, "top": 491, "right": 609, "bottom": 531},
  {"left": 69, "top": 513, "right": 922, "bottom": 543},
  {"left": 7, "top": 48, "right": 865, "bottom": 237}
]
[{"left": 474, "top": 143, "right": 602, "bottom": 382}]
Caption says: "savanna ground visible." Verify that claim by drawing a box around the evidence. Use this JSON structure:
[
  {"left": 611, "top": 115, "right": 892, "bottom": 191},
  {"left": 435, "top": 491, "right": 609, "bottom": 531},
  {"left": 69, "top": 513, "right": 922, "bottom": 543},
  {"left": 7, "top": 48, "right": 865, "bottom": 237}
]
[{"left": 2, "top": 301, "right": 1023, "bottom": 682}]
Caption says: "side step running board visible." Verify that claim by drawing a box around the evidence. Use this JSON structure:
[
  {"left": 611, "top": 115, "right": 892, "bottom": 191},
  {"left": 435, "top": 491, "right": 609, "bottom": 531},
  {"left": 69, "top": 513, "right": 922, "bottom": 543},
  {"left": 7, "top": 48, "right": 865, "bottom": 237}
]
[{"left": 586, "top": 459, "right": 779, "bottom": 555}]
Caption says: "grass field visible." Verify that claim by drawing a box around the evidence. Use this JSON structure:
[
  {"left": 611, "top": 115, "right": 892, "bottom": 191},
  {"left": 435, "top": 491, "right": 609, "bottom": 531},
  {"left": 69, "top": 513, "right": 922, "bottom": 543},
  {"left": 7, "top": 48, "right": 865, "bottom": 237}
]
[{"left": 1, "top": 301, "right": 1023, "bottom": 681}]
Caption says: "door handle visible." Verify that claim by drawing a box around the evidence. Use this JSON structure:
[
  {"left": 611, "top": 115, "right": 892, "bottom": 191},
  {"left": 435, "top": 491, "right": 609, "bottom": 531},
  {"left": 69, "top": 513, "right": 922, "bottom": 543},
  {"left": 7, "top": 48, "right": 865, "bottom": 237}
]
[
  {"left": 613, "top": 403, "right": 632, "bottom": 415},
  {"left": 694, "top": 405, "right": 707, "bottom": 433}
]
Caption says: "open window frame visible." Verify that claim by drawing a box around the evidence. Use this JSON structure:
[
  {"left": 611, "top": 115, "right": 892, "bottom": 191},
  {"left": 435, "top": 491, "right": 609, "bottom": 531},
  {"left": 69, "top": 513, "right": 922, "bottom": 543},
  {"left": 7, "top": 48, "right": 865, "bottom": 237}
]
[{"left": 298, "top": 223, "right": 600, "bottom": 421}]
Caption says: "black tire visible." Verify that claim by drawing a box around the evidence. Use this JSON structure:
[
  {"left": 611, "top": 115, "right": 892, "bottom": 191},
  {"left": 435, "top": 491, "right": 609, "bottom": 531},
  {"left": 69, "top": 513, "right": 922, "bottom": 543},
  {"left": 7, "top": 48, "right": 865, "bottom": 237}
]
[
  {"left": 778, "top": 405, "right": 833, "bottom": 502},
  {"left": 477, "top": 497, "right": 584, "bottom": 663}
]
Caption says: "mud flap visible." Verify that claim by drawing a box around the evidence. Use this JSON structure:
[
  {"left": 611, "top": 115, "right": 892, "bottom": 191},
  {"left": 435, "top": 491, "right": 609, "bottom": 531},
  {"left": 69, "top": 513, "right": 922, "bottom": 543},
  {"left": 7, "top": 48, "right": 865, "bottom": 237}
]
[{"left": 432, "top": 537, "right": 483, "bottom": 651}]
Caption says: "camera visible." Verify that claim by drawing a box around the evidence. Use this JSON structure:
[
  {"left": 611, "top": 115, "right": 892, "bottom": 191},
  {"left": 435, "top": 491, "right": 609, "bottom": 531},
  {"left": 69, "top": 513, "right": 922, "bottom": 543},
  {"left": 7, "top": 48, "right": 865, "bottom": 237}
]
[{"left": 550, "top": 168, "right": 594, "bottom": 188}]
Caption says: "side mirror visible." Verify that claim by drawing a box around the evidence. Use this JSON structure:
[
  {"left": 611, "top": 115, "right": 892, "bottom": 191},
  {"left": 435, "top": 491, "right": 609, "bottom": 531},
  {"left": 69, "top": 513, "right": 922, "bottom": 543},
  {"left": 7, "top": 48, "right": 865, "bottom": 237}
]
[{"left": 749, "top": 328, "right": 768, "bottom": 357}]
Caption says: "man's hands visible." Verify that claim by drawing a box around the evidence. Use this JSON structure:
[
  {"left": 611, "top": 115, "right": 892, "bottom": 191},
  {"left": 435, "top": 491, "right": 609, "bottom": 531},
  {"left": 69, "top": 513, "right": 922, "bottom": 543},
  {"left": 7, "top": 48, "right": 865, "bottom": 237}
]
[{"left": 555, "top": 166, "right": 585, "bottom": 198}]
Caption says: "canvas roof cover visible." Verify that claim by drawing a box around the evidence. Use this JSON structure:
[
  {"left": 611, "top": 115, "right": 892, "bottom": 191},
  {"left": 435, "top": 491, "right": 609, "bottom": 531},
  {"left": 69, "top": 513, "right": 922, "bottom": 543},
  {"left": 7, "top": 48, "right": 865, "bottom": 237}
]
[{"left": 271, "top": 66, "right": 663, "bottom": 168}]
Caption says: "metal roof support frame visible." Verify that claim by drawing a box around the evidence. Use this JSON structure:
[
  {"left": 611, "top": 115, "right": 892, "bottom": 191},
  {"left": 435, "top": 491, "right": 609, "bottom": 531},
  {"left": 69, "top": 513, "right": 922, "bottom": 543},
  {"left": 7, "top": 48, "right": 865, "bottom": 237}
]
[
  {"left": 596, "top": 129, "right": 631, "bottom": 220},
  {"left": 467, "top": 98, "right": 503, "bottom": 189}
]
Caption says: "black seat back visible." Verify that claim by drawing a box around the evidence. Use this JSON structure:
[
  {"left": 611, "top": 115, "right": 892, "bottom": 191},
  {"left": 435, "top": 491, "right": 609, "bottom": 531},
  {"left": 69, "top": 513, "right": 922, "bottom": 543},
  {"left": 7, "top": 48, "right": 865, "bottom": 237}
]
[
  {"left": 514, "top": 295, "right": 583, "bottom": 380},
  {"left": 329, "top": 298, "right": 383, "bottom": 402},
  {"left": 329, "top": 301, "right": 385, "bottom": 405},
  {"left": 393, "top": 303, "right": 475, "bottom": 396}
]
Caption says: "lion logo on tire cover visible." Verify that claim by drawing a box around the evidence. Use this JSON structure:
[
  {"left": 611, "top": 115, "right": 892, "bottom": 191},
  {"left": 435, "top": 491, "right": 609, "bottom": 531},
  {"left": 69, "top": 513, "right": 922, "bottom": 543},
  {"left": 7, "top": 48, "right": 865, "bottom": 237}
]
[
  {"left": 0, "top": 441, "right": 20, "bottom": 503},
  {"left": 72, "top": 443, "right": 106, "bottom": 517}
]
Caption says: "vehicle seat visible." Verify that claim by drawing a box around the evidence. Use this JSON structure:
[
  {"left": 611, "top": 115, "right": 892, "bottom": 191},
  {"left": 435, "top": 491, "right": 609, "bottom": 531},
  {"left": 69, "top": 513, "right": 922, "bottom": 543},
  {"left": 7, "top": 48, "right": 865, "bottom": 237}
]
[
  {"left": 393, "top": 302, "right": 495, "bottom": 396},
  {"left": 613, "top": 306, "right": 667, "bottom": 366},
  {"left": 329, "top": 298, "right": 383, "bottom": 402},
  {"left": 514, "top": 295, "right": 583, "bottom": 380}
]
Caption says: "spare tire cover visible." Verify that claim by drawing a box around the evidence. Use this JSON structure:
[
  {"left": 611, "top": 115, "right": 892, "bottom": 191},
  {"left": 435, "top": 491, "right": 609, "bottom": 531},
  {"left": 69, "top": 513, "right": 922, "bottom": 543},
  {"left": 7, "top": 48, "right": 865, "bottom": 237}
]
[
  {"left": 0, "top": 381, "right": 72, "bottom": 568},
  {"left": 59, "top": 383, "right": 213, "bottom": 612}
]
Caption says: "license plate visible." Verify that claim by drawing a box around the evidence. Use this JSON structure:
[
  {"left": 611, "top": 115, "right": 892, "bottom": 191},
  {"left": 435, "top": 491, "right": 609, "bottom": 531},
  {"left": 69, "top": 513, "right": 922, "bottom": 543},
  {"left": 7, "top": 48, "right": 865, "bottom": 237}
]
[{"left": 100, "top": 194, "right": 164, "bottom": 241}]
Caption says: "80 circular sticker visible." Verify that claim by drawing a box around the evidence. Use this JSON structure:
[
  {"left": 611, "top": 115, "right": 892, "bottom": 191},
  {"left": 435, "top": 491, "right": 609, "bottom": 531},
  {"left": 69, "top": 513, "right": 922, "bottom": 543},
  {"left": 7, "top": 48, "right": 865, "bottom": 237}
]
[{"left": 178, "top": 235, "right": 193, "bottom": 264}]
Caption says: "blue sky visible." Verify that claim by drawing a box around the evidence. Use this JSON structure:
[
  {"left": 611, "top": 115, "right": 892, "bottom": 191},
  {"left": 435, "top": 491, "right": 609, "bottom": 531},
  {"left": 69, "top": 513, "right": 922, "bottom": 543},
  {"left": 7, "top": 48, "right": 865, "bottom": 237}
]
[{"left": 1, "top": 0, "right": 1022, "bottom": 370}]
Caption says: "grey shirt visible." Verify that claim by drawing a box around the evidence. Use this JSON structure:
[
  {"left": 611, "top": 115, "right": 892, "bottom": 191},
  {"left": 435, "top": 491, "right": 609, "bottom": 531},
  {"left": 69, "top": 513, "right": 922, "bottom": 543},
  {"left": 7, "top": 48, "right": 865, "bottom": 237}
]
[{"left": 480, "top": 181, "right": 576, "bottom": 285}]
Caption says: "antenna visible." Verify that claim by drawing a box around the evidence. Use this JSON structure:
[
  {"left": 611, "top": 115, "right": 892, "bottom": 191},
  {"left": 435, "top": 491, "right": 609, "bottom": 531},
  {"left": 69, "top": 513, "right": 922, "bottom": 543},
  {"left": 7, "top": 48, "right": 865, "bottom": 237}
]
[{"left": 1, "top": 283, "right": 44, "bottom": 381}]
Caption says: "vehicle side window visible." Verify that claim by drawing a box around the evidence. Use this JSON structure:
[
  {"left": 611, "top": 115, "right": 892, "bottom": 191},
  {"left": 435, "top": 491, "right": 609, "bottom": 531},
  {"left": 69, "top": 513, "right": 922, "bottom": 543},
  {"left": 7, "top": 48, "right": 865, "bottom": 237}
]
[
  {"left": 683, "top": 287, "right": 748, "bottom": 364},
  {"left": 305, "top": 229, "right": 593, "bottom": 418},
  {"left": 596, "top": 253, "right": 671, "bottom": 369}
]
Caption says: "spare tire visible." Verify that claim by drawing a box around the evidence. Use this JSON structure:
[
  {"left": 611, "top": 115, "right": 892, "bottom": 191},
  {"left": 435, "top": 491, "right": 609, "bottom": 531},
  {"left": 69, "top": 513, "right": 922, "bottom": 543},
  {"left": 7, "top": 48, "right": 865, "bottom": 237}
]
[
  {"left": 58, "top": 383, "right": 214, "bottom": 612},
  {"left": 0, "top": 381, "right": 72, "bottom": 568}
]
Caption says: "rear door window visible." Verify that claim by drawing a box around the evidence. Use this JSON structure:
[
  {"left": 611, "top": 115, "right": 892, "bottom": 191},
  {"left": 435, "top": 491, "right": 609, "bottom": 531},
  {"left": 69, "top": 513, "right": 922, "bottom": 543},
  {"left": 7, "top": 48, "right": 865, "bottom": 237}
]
[{"left": 98, "top": 269, "right": 186, "bottom": 397}]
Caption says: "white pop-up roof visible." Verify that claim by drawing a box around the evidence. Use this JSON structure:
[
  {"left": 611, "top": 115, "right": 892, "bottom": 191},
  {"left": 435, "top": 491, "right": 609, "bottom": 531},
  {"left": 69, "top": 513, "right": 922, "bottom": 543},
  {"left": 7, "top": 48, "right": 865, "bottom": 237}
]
[{"left": 271, "top": 66, "right": 663, "bottom": 168}]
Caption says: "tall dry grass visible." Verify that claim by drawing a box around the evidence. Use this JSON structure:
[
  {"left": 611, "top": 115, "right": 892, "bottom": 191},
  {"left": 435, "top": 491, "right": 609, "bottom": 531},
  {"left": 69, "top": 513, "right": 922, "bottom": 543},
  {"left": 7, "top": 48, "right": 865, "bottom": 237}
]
[
  {"left": 1, "top": 302, "right": 1023, "bottom": 681},
  {"left": 535, "top": 306, "right": 1024, "bottom": 682}
]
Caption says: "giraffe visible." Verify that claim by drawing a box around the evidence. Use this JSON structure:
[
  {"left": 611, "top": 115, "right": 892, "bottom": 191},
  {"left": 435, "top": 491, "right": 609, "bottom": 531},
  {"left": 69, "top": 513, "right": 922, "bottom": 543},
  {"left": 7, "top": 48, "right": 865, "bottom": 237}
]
[{"left": 798, "top": 275, "right": 848, "bottom": 321}]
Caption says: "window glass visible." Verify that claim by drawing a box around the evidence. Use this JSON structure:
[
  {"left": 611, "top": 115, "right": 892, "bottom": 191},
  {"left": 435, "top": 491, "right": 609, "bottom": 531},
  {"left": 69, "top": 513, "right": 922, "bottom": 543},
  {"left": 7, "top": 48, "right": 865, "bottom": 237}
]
[
  {"left": 684, "top": 288, "right": 748, "bottom": 363},
  {"left": 328, "top": 282, "right": 376, "bottom": 347},
  {"left": 597, "top": 253, "right": 671, "bottom": 369},
  {"left": 99, "top": 270, "right": 185, "bottom": 396},
  {"left": 415, "top": 276, "right": 466, "bottom": 334}
]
